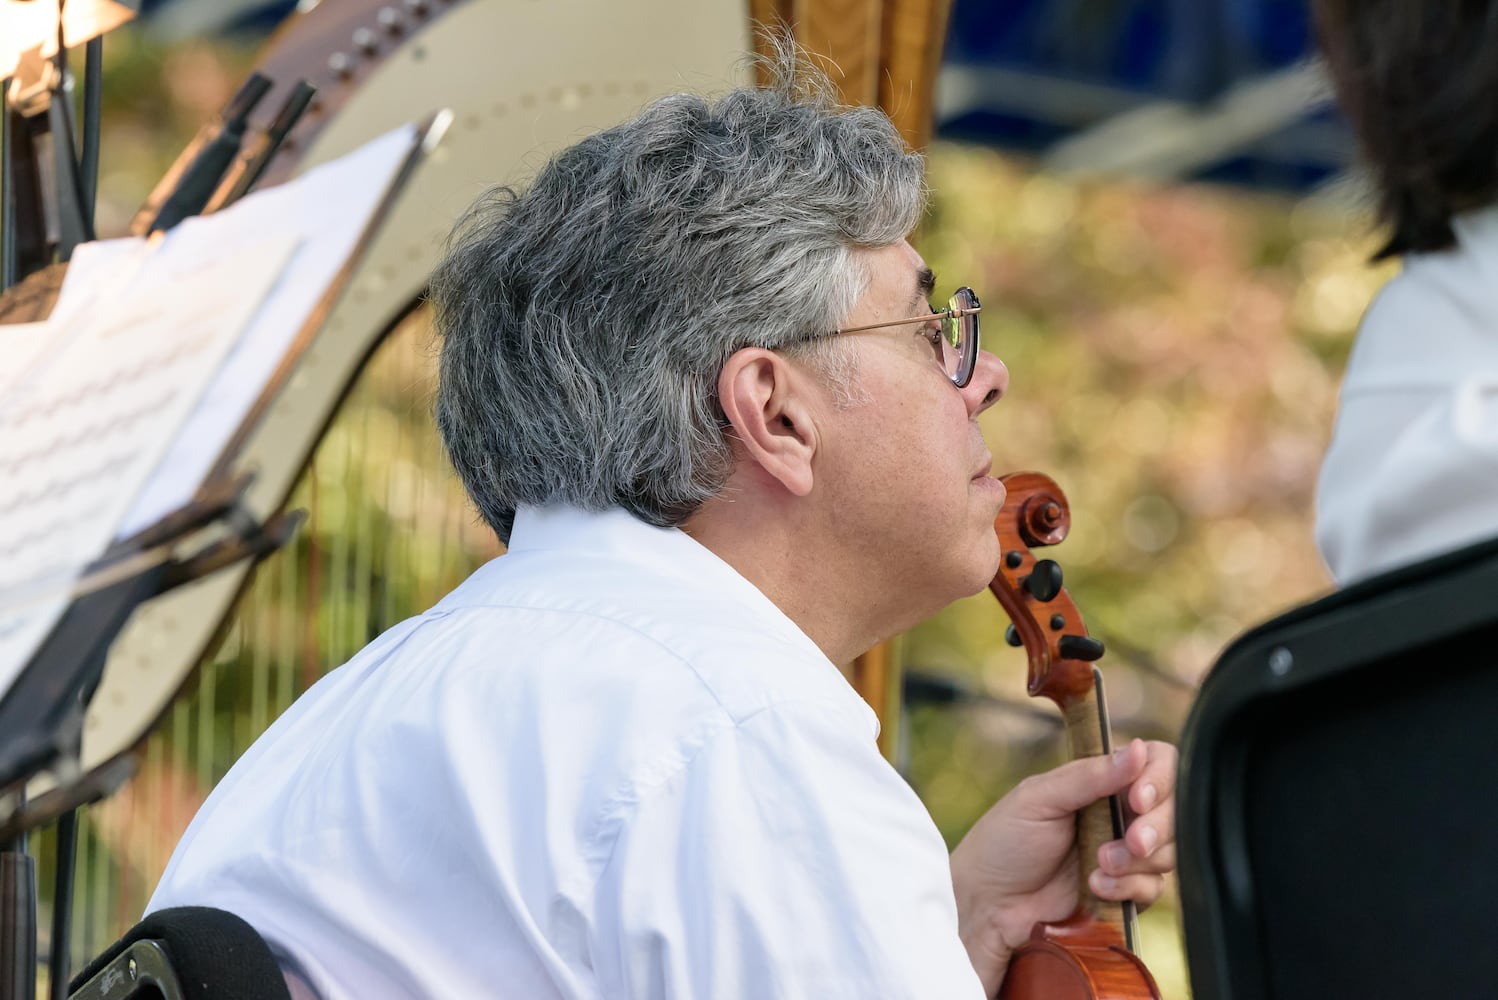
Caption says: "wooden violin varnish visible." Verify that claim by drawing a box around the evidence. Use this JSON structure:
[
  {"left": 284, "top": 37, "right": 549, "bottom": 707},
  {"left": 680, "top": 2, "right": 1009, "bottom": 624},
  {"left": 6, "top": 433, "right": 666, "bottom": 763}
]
[{"left": 990, "top": 471, "right": 1162, "bottom": 1000}]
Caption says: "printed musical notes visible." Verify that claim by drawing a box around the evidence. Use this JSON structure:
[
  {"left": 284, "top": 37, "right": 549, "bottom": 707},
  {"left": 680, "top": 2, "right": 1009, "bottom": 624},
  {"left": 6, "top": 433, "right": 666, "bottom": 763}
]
[
  {"left": 0, "top": 122, "right": 424, "bottom": 697},
  {"left": 0, "top": 230, "right": 299, "bottom": 694}
]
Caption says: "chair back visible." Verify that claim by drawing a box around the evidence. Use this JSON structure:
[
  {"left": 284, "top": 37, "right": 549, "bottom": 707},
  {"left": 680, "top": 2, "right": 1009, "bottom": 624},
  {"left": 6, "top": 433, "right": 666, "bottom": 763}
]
[
  {"left": 70, "top": 906, "right": 291, "bottom": 1000},
  {"left": 1179, "top": 534, "right": 1498, "bottom": 999}
]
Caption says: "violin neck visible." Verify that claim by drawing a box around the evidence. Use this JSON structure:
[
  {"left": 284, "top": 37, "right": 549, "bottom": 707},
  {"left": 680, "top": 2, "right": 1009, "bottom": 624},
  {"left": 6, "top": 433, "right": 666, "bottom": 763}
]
[{"left": 1060, "top": 680, "right": 1135, "bottom": 945}]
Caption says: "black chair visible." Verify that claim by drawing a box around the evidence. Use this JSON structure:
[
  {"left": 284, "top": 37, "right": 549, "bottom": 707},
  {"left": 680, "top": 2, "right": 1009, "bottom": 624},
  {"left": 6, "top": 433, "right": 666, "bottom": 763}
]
[
  {"left": 1178, "top": 533, "right": 1498, "bottom": 999},
  {"left": 69, "top": 906, "right": 291, "bottom": 1000}
]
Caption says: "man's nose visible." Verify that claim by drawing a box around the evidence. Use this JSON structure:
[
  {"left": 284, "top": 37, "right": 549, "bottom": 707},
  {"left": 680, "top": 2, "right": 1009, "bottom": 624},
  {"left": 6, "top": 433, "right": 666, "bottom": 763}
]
[{"left": 965, "top": 350, "right": 1008, "bottom": 418}]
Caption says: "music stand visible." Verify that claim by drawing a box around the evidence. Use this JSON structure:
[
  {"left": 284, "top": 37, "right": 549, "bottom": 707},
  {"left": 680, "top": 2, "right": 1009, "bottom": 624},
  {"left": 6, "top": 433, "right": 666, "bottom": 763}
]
[{"left": 0, "top": 114, "right": 445, "bottom": 1000}]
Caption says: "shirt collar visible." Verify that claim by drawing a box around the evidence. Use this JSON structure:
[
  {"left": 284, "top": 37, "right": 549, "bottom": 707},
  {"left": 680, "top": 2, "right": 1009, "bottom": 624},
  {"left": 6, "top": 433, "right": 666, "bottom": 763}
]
[
  {"left": 501, "top": 505, "right": 832, "bottom": 661},
  {"left": 444, "top": 505, "right": 880, "bottom": 739}
]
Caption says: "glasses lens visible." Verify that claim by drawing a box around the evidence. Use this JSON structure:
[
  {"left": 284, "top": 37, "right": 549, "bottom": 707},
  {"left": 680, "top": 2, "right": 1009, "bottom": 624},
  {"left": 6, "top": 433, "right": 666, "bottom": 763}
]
[{"left": 946, "top": 287, "right": 980, "bottom": 387}]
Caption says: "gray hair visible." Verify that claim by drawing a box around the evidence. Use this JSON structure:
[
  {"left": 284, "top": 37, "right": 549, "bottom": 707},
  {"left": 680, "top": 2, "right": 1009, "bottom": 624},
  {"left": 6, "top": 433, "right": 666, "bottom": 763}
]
[{"left": 431, "top": 53, "right": 927, "bottom": 543}]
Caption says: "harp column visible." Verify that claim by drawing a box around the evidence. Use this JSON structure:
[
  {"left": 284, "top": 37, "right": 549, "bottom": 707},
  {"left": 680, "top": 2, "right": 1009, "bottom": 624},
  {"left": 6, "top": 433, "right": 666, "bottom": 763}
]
[{"left": 748, "top": 0, "right": 955, "bottom": 758}]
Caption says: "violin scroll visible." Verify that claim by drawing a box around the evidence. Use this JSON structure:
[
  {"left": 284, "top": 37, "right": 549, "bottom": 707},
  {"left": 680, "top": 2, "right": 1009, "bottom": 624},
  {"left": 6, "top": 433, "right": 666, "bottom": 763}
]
[
  {"left": 1014, "top": 489, "right": 1067, "bottom": 549},
  {"left": 989, "top": 473, "right": 1100, "bottom": 706}
]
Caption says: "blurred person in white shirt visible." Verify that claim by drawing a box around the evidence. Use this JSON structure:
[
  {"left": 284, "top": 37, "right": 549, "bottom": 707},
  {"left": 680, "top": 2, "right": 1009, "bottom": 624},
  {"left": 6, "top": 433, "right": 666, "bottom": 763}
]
[{"left": 1315, "top": 0, "right": 1498, "bottom": 584}]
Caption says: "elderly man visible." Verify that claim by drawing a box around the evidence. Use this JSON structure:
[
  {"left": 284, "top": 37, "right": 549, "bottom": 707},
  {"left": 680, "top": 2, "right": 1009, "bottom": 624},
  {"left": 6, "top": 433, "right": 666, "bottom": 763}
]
[{"left": 149, "top": 56, "right": 1177, "bottom": 999}]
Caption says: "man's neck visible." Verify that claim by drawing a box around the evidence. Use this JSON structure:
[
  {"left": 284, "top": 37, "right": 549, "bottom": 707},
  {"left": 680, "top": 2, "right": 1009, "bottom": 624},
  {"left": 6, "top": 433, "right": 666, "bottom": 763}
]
[{"left": 682, "top": 495, "right": 905, "bottom": 671}]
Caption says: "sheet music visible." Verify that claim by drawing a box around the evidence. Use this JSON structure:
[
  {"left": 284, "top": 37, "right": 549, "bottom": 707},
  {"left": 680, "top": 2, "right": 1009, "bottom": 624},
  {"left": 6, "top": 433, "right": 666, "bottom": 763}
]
[
  {"left": 119, "top": 123, "right": 421, "bottom": 539},
  {"left": 0, "top": 122, "right": 424, "bottom": 699},
  {"left": 0, "top": 239, "right": 157, "bottom": 407},
  {"left": 0, "top": 232, "right": 301, "bottom": 695},
  {"left": 0, "top": 323, "right": 55, "bottom": 400}
]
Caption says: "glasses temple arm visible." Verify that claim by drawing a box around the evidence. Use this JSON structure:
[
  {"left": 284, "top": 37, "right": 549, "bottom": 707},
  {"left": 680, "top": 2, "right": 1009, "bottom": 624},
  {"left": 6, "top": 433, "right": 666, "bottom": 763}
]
[{"left": 834, "top": 305, "right": 981, "bottom": 335}]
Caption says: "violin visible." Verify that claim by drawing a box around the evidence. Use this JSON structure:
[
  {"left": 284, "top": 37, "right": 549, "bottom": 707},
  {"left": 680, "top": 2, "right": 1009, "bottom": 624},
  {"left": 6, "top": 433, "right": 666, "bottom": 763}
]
[{"left": 990, "top": 472, "right": 1162, "bottom": 1000}]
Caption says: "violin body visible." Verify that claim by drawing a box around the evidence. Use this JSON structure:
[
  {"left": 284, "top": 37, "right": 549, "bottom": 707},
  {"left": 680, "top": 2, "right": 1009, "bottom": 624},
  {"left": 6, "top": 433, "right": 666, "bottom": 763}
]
[
  {"left": 998, "top": 914, "right": 1161, "bottom": 1000},
  {"left": 989, "top": 472, "right": 1163, "bottom": 1000}
]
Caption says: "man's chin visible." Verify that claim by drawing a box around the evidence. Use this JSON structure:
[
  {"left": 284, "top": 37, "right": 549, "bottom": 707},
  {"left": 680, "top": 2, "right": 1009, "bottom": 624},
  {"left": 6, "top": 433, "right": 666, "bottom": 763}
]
[
  {"left": 957, "top": 535, "right": 1004, "bottom": 599},
  {"left": 974, "top": 511, "right": 1004, "bottom": 567}
]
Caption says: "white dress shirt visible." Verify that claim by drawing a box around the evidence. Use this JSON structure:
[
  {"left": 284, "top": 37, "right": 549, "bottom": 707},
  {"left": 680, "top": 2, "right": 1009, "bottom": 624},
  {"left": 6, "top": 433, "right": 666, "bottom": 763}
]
[
  {"left": 1317, "top": 205, "right": 1498, "bottom": 584},
  {"left": 148, "top": 505, "right": 985, "bottom": 999}
]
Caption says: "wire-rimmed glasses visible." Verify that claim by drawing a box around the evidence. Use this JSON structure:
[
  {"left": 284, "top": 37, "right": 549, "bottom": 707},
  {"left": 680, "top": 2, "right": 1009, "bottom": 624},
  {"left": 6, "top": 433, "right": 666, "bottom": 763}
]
[{"left": 832, "top": 286, "right": 982, "bottom": 387}]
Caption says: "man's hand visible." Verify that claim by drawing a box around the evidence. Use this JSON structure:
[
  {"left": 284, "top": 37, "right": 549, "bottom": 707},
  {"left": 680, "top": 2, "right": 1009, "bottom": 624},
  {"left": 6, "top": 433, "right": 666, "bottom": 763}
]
[{"left": 948, "top": 739, "right": 1178, "bottom": 997}]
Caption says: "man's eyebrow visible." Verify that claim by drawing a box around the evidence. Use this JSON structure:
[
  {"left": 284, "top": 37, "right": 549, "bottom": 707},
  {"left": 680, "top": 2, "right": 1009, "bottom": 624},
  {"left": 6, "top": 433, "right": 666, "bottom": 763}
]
[{"left": 912, "top": 267, "right": 937, "bottom": 308}]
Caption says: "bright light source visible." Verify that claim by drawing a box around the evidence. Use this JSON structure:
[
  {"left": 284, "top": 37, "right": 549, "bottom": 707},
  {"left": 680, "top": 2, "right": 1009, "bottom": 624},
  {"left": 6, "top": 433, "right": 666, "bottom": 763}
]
[{"left": 0, "top": 0, "right": 138, "bottom": 82}]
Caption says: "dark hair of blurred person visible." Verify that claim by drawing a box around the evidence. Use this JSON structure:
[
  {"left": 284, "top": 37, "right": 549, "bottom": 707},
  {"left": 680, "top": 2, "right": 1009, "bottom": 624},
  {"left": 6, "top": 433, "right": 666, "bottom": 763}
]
[
  {"left": 1314, "top": 1, "right": 1498, "bottom": 583},
  {"left": 1313, "top": 0, "right": 1498, "bottom": 259}
]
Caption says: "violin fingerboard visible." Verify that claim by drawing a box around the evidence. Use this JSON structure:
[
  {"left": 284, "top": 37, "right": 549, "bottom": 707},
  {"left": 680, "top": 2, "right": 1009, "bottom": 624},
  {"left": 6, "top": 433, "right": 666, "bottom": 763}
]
[{"left": 1094, "top": 666, "right": 1141, "bottom": 954}]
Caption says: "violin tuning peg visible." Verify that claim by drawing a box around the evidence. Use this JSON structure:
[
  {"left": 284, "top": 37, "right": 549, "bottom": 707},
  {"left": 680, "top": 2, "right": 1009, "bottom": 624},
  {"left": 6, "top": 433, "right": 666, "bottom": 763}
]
[
  {"left": 1023, "top": 559, "right": 1063, "bottom": 602},
  {"left": 1004, "top": 624, "right": 1023, "bottom": 648},
  {"left": 1058, "top": 634, "right": 1105, "bottom": 662}
]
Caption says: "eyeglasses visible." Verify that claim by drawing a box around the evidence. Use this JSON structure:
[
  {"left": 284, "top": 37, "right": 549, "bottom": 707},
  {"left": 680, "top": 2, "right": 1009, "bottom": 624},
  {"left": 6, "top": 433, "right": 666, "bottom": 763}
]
[{"left": 831, "top": 286, "right": 982, "bottom": 388}]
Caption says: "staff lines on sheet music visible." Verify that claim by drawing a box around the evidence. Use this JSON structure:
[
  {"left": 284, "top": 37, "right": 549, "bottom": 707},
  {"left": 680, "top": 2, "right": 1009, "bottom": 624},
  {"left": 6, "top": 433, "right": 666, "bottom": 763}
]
[
  {"left": 0, "top": 121, "right": 428, "bottom": 706},
  {"left": 0, "top": 389, "right": 175, "bottom": 479},
  {"left": 1, "top": 330, "right": 216, "bottom": 430},
  {"left": 92, "top": 278, "right": 246, "bottom": 340},
  {"left": 0, "top": 453, "right": 136, "bottom": 519},
  {"left": 0, "top": 518, "right": 91, "bottom": 562}
]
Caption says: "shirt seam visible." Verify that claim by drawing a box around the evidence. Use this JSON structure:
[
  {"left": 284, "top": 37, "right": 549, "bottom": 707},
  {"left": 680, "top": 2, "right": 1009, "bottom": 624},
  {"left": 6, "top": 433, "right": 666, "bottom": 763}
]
[
  {"left": 430, "top": 601, "right": 862, "bottom": 826},
  {"left": 433, "top": 599, "right": 832, "bottom": 716},
  {"left": 435, "top": 601, "right": 730, "bottom": 714}
]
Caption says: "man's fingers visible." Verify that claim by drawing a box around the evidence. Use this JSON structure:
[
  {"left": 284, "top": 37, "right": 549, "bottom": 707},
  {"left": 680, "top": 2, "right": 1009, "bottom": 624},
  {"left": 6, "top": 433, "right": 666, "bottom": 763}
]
[
  {"left": 1128, "top": 740, "right": 1178, "bottom": 817},
  {"left": 1098, "top": 840, "right": 1176, "bottom": 878},
  {"left": 1122, "top": 796, "right": 1175, "bottom": 858},
  {"left": 1087, "top": 869, "right": 1167, "bottom": 908},
  {"left": 1012, "top": 738, "right": 1148, "bottom": 819}
]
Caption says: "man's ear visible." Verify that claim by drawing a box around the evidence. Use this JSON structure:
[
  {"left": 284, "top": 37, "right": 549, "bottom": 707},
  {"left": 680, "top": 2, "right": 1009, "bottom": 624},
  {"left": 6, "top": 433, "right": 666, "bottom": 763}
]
[{"left": 717, "top": 348, "right": 817, "bottom": 497}]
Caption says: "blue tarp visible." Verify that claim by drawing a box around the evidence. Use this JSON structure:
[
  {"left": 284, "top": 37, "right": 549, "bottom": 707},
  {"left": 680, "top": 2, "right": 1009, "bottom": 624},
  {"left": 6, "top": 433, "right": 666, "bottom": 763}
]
[{"left": 939, "top": 0, "right": 1351, "bottom": 192}]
